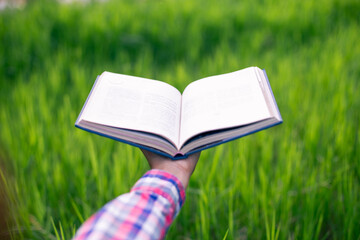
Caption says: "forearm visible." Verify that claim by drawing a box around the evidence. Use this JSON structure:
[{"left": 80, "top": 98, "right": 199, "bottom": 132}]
[{"left": 73, "top": 169, "right": 185, "bottom": 240}]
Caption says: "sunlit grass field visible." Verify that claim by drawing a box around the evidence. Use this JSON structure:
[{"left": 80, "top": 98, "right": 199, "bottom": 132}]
[{"left": 0, "top": 0, "right": 359, "bottom": 239}]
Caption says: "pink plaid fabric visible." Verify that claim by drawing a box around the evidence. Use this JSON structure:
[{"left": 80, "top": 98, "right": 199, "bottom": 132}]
[{"left": 73, "top": 169, "right": 185, "bottom": 240}]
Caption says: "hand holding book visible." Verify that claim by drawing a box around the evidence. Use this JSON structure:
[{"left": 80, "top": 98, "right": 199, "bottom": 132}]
[{"left": 141, "top": 149, "right": 200, "bottom": 188}]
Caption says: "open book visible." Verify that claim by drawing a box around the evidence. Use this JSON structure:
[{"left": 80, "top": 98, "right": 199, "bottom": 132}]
[{"left": 75, "top": 67, "right": 282, "bottom": 159}]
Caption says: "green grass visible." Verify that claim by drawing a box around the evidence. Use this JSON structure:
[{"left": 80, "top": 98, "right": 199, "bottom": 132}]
[{"left": 0, "top": 0, "right": 359, "bottom": 239}]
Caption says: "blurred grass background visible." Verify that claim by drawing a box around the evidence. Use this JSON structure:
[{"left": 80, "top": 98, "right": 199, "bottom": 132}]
[{"left": 0, "top": 0, "right": 359, "bottom": 239}]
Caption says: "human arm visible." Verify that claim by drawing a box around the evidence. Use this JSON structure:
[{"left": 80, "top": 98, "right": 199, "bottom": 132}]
[{"left": 73, "top": 150, "right": 200, "bottom": 240}]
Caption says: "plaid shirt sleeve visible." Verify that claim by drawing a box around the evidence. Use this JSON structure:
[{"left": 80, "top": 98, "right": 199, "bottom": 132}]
[{"left": 73, "top": 169, "right": 186, "bottom": 240}]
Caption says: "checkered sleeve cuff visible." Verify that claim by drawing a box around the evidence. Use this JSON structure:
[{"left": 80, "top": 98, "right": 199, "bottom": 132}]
[{"left": 131, "top": 169, "right": 186, "bottom": 217}]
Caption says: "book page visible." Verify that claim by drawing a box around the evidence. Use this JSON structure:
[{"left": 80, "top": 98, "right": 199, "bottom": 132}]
[
  {"left": 81, "top": 72, "right": 182, "bottom": 146},
  {"left": 179, "top": 67, "right": 271, "bottom": 146}
]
